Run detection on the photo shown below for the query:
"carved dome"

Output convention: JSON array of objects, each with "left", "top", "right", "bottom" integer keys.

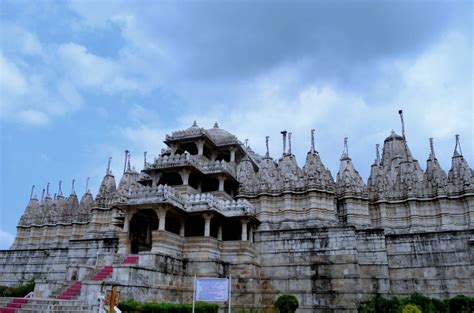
[{"left": 206, "top": 124, "right": 238, "bottom": 145}]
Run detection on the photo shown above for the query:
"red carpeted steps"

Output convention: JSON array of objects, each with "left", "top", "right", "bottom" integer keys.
[
  {"left": 0, "top": 298, "right": 29, "bottom": 312},
  {"left": 91, "top": 265, "right": 113, "bottom": 281},
  {"left": 56, "top": 281, "right": 82, "bottom": 300},
  {"left": 122, "top": 255, "right": 139, "bottom": 264}
]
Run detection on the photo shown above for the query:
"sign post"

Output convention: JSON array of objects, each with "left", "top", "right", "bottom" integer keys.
[{"left": 192, "top": 277, "right": 231, "bottom": 312}]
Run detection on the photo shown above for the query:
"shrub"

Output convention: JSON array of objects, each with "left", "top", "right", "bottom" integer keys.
[
  {"left": 402, "top": 304, "right": 422, "bottom": 313},
  {"left": 274, "top": 294, "right": 299, "bottom": 313},
  {"left": 118, "top": 299, "right": 142, "bottom": 312},
  {"left": 0, "top": 280, "right": 35, "bottom": 297},
  {"left": 448, "top": 295, "right": 474, "bottom": 313}
]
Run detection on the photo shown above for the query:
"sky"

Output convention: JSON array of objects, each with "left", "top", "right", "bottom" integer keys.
[{"left": 0, "top": 0, "right": 472, "bottom": 249}]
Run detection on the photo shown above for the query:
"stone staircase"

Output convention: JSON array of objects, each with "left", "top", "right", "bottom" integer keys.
[
  {"left": 0, "top": 255, "right": 139, "bottom": 312},
  {"left": 0, "top": 298, "right": 89, "bottom": 313}
]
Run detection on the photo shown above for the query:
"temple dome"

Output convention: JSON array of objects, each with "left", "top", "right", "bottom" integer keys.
[{"left": 205, "top": 125, "right": 237, "bottom": 145}]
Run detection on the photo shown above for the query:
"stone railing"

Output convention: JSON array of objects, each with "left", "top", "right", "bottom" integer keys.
[
  {"left": 126, "top": 184, "right": 186, "bottom": 208},
  {"left": 148, "top": 154, "right": 237, "bottom": 180},
  {"left": 166, "top": 128, "right": 206, "bottom": 140},
  {"left": 185, "top": 193, "right": 255, "bottom": 216}
]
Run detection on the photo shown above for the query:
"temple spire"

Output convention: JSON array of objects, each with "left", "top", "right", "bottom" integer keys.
[
  {"left": 30, "top": 185, "right": 35, "bottom": 200},
  {"left": 123, "top": 150, "right": 129, "bottom": 173},
  {"left": 265, "top": 136, "right": 270, "bottom": 157},
  {"left": 341, "top": 137, "right": 349, "bottom": 160},
  {"left": 41, "top": 188, "right": 45, "bottom": 202},
  {"left": 85, "top": 177, "right": 90, "bottom": 193},
  {"left": 375, "top": 144, "right": 380, "bottom": 165},
  {"left": 144, "top": 151, "right": 147, "bottom": 167},
  {"left": 127, "top": 152, "right": 132, "bottom": 171},
  {"left": 58, "top": 181, "right": 63, "bottom": 197},
  {"left": 453, "top": 134, "right": 462, "bottom": 156},
  {"left": 429, "top": 138, "right": 436, "bottom": 161},
  {"left": 245, "top": 139, "right": 249, "bottom": 149},
  {"left": 398, "top": 109, "right": 405, "bottom": 139},
  {"left": 46, "top": 182, "right": 50, "bottom": 197},
  {"left": 106, "top": 157, "right": 112, "bottom": 175},
  {"left": 288, "top": 132, "right": 292, "bottom": 155},
  {"left": 310, "top": 129, "right": 315, "bottom": 153},
  {"left": 281, "top": 130, "right": 287, "bottom": 155},
  {"left": 71, "top": 179, "right": 76, "bottom": 195}
]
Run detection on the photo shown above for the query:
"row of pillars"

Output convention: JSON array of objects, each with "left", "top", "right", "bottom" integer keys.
[
  {"left": 124, "top": 208, "right": 253, "bottom": 242},
  {"left": 169, "top": 140, "right": 237, "bottom": 162}
]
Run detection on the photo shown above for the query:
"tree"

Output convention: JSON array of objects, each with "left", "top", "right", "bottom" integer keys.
[{"left": 274, "top": 294, "right": 299, "bottom": 313}]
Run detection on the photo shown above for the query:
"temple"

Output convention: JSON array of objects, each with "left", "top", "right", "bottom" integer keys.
[{"left": 0, "top": 116, "right": 472, "bottom": 312}]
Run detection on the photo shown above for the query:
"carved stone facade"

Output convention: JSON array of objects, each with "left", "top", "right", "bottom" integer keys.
[{"left": 0, "top": 121, "right": 472, "bottom": 312}]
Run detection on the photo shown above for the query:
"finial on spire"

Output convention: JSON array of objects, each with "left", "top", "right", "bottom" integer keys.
[
  {"left": 46, "top": 182, "right": 50, "bottom": 197},
  {"left": 106, "top": 157, "right": 112, "bottom": 175},
  {"left": 288, "top": 132, "right": 292, "bottom": 155},
  {"left": 376, "top": 144, "right": 380, "bottom": 165},
  {"left": 123, "top": 150, "right": 129, "bottom": 173},
  {"left": 454, "top": 134, "right": 462, "bottom": 156},
  {"left": 71, "top": 179, "right": 76, "bottom": 195},
  {"left": 30, "top": 185, "right": 35, "bottom": 200},
  {"left": 341, "top": 137, "right": 349, "bottom": 159},
  {"left": 58, "top": 181, "right": 63, "bottom": 196},
  {"left": 245, "top": 139, "right": 249, "bottom": 148},
  {"left": 127, "top": 152, "right": 132, "bottom": 172},
  {"left": 213, "top": 122, "right": 219, "bottom": 128},
  {"left": 144, "top": 151, "right": 147, "bottom": 168},
  {"left": 86, "top": 177, "right": 90, "bottom": 193},
  {"left": 265, "top": 136, "right": 270, "bottom": 157},
  {"left": 398, "top": 109, "right": 405, "bottom": 139},
  {"left": 192, "top": 120, "right": 198, "bottom": 127},
  {"left": 281, "top": 130, "right": 287, "bottom": 155},
  {"left": 429, "top": 138, "right": 435, "bottom": 161},
  {"left": 41, "top": 188, "right": 45, "bottom": 202},
  {"left": 310, "top": 129, "right": 315, "bottom": 153}
]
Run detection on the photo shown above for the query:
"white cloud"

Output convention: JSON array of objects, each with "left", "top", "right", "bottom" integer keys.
[
  {"left": 17, "top": 109, "right": 50, "bottom": 126},
  {"left": 0, "top": 228, "right": 15, "bottom": 250},
  {"left": 0, "top": 53, "right": 28, "bottom": 96}
]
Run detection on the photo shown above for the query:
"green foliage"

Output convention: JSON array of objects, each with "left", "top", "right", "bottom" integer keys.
[
  {"left": 117, "top": 301, "right": 218, "bottom": 313},
  {"left": 118, "top": 299, "right": 142, "bottom": 311},
  {"left": 402, "top": 304, "right": 421, "bottom": 313},
  {"left": 0, "top": 279, "right": 35, "bottom": 297},
  {"left": 274, "top": 294, "right": 299, "bottom": 313},
  {"left": 358, "top": 293, "right": 474, "bottom": 313}
]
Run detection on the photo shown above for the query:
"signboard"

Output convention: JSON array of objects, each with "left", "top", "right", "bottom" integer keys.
[{"left": 195, "top": 278, "right": 229, "bottom": 302}]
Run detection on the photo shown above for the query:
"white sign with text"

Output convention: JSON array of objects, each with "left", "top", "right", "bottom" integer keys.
[{"left": 195, "top": 278, "right": 229, "bottom": 302}]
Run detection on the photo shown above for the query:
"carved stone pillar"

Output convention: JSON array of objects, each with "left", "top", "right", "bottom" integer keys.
[
  {"left": 218, "top": 176, "right": 225, "bottom": 192},
  {"left": 157, "top": 208, "right": 167, "bottom": 231},
  {"left": 170, "top": 144, "right": 178, "bottom": 156},
  {"left": 179, "top": 169, "right": 191, "bottom": 186},
  {"left": 197, "top": 140, "right": 204, "bottom": 156},
  {"left": 217, "top": 223, "right": 223, "bottom": 240},
  {"left": 248, "top": 225, "right": 253, "bottom": 243},
  {"left": 230, "top": 148, "right": 236, "bottom": 162},
  {"left": 153, "top": 173, "right": 162, "bottom": 187},
  {"left": 180, "top": 219, "right": 185, "bottom": 237},
  {"left": 241, "top": 218, "right": 249, "bottom": 241},
  {"left": 203, "top": 213, "right": 213, "bottom": 237}
]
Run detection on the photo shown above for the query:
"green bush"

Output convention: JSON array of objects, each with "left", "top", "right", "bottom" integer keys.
[
  {"left": 118, "top": 299, "right": 142, "bottom": 312},
  {"left": 274, "top": 294, "right": 299, "bottom": 313},
  {"left": 448, "top": 295, "right": 474, "bottom": 313},
  {"left": 118, "top": 301, "right": 218, "bottom": 313},
  {"left": 0, "top": 280, "right": 35, "bottom": 297},
  {"left": 402, "top": 304, "right": 421, "bottom": 313},
  {"left": 358, "top": 294, "right": 474, "bottom": 313}
]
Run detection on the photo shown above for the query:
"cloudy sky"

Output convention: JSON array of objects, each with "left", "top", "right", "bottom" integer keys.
[{"left": 0, "top": 0, "right": 472, "bottom": 249}]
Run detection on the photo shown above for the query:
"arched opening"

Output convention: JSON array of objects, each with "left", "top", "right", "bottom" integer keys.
[
  {"left": 201, "top": 177, "right": 219, "bottom": 193},
  {"left": 129, "top": 209, "right": 158, "bottom": 254},
  {"left": 222, "top": 220, "right": 242, "bottom": 241},
  {"left": 215, "top": 151, "right": 230, "bottom": 162},
  {"left": 210, "top": 218, "right": 219, "bottom": 238},
  {"left": 175, "top": 143, "right": 198, "bottom": 155},
  {"left": 158, "top": 172, "right": 183, "bottom": 186},
  {"left": 165, "top": 212, "right": 182, "bottom": 235},
  {"left": 188, "top": 173, "right": 201, "bottom": 190},
  {"left": 185, "top": 216, "right": 204, "bottom": 237}
]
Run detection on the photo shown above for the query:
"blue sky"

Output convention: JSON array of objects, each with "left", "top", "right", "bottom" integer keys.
[{"left": 0, "top": 0, "right": 472, "bottom": 249}]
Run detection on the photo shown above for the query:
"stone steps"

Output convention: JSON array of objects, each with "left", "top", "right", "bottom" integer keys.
[{"left": 0, "top": 298, "right": 90, "bottom": 313}]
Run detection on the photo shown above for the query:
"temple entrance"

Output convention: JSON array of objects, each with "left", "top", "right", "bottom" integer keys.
[{"left": 129, "top": 209, "right": 159, "bottom": 254}]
